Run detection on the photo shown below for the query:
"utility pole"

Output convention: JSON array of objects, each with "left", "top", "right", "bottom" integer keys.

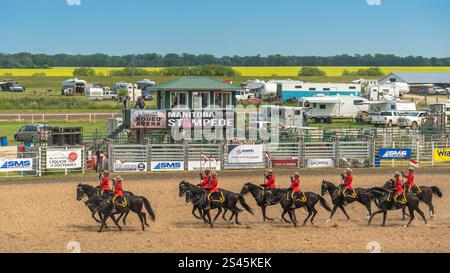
[{"left": 132, "top": 54, "right": 136, "bottom": 101}]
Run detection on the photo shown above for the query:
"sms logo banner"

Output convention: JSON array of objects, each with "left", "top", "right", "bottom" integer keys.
[
  {"left": 433, "top": 148, "right": 450, "bottom": 162},
  {"left": 0, "top": 158, "right": 33, "bottom": 172},
  {"left": 379, "top": 148, "right": 411, "bottom": 160}
]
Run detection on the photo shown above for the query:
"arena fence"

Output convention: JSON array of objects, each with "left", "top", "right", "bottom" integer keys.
[{"left": 0, "top": 146, "right": 86, "bottom": 178}]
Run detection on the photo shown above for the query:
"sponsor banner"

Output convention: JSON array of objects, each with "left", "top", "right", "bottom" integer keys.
[
  {"left": 46, "top": 148, "right": 82, "bottom": 169},
  {"left": 131, "top": 110, "right": 167, "bottom": 129},
  {"left": 433, "top": 148, "right": 450, "bottom": 162},
  {"left": 227, "top": 144, "right": 263, "bottom": 164},
  {"left": 113, "top": 162, "right": 147, "bottom": 172},
  {"left": 188, "top": 161, "right": 221, "bottom": 171},
  {"left": 271, "top": 159, "right": 298, "bottom": 168},
  {"left": 166, "top": 110, "right": 235, "bottom": 129},
  {"left": 307, "top": 159, "right": 334, "bottom": 168},
  {"left": 379, "top": 148, "right": 411, "bottom": 160},
  {"left": 0, "top": 158, "right": 33, "bottom": 172},
  {"left": 151, "top": 161, "right": 184, "bottom": 171}
]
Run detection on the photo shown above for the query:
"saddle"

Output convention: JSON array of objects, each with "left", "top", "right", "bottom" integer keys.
[
  {"left": 289, "top": 191, "right": 307, "bottom": 203},
  {"left": 111, "top": 195, "right": 128, "bottom": 207},
  {"left": 207, "top": 191, "right": 225, "bottom": 203},
  {"left": 338, "top": 187, "right": 357, "bottom": 199},
  {"left": 405, "top": 185, "right": 421, "bottom": 193},
  {"left": 387, "top": 191, "right": 407, "bottom": 204}
]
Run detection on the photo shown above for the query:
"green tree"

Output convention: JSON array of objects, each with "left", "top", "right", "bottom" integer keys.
[
  {"left": 298, "top": 67, "right": 327, "bottom": 76},
  {"left": 73, "top": 67, "right": 96, "bottom": 76},
  {"left": 118, "top": 88, "right": 129, "bottom": 99}
]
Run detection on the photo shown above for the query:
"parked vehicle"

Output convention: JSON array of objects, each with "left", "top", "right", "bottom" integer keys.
[
  {"left": 299, "top": 94, "right": 369, "bottom": 121},
  {"left": 432, "top": 86, "right": 448, "bottom": 95},
  {"left": 14, "top": 124, "right": 52, "bottom": 142},
  {"left": 61, "top": 78, "right": 86, "bottom": 96},
  {"left": 370, "top": 111, "right": 400, "bottom": 127},
  {"left": 397, "top": 111, "right": 428, "bottom": 129},
  {"left": 0, "top": 81, "right": 25, "bottom": 92},
  {"left": 111, "top": 82, "right": 142, "bottom": 101}
]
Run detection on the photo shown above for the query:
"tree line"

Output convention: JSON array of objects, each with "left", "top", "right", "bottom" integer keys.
[{"left": 2, "top": 52, "right": 450, "bottom": 68}]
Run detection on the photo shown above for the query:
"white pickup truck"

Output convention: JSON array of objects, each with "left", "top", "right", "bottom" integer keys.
[
  {"left": 397, "top": 111, "right": 428, "bottom": 129},
  {"left": 370, "top": 111, "right": 400, "bottom": 127}
]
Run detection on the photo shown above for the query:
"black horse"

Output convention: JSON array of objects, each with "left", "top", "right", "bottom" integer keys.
[
  {"left": 368, "top": 188, "right": 427, "bottom": 227},
  {"left": 382, "top": 179, "right": 442, "bottom": 218},
  {"left": 76, "top": 183, "right": 139, "bottom": 225},
  {"left": 96, "top": 194, "right": 156, "bottom": 232},
  {"left": 265, "top": 187, "right": 332, "bottom": 227},
  {"left": 76, "top": 184, "right": 111, "bottom": 224},
  {"left": 185, "top": 186, "right": 253, "bottom": 228},
  {"left": 321, "top": 180, "right": 375, "bottom": 222},
  {"left": 240, "top": 183, "right": 283, "bottom": 222},
  {"left": 179, "top": 181, "right": 233, "bottom": 222}
]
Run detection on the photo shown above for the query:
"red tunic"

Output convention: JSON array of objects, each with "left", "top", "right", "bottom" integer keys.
[
  {"left": 265, "top": 175, "right": 276, "bottom": 189},
  {"left": 204, "top": 177, "right": 219, "bottom": 193},
  {"left": 405, "top": 173, "right": 415, "bottom": 187},
  {"left": 290, "top": 178, "right": 301, "bottom": 192},
  {"left": 114, "top": 180, "right": 124, "bottom": 197},
  {"left": 100, "top": 177, "right": 111, "bottom": 191},
  {"left": 200, "top": 176, "right": 210, "bottom": 189},
  {"left": 344, "top": 175, "right": 353, "bottom": 189},
  {"left": 395, "top": 178, "right": 405, "bottom": 195}
]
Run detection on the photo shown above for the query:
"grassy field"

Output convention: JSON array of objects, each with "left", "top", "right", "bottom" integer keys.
[
  {"left": 2, "top": 66, "right": 450, "bottom": 77},
  {"left": 0, "top": 121, "right": 104, "bottom": 146}
]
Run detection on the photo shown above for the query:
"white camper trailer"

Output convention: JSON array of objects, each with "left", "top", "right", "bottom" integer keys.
[
  {"left": 299, "top": 95, "right": 369, "bottom": 122},
  {"left": 61, "top": 78, "right": 86, "bottom": 96},
  {"left": 365, "top": 83, "right": 409, "bottom": 101},
  {"left": 363, "top": 99, "right": 416, "bottom": 114},
  {"left": 258, "top": 105, "right": 307, "bottom": 128},
  {"left": 111, "top": 82, "right": 142, "bottom": 101}
]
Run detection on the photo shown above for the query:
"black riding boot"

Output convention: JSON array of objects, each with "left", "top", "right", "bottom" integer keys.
[{"left": 290, "top": 191, "right": 296, "bottom": 209}]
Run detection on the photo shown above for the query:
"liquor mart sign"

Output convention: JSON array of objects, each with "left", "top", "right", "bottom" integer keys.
[{"left": 46, "top": 148, "right": 82, "bottom": 169}]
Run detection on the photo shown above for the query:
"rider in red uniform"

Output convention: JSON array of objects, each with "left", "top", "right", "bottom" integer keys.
[
  {"left": 97, "top": 170, "right": 111, "bottom": 196},
  {"left": 402, "top": 167, "right": 419, "bottom": 193},
  {"left": 199, "top": 169, "right": 211, "bottom": 189},
  {"left": 341, "top": 168, "right": 354, "bottom": 204},
  {"left": 262, "top": 170, "right": 277, "bottom": 205},
  {"left": 203, "top": 172, "right": 219, "bottom": 209},
  {"left": 111, "top": 176, "right": 124, "bottom": 213},
  {"left": 289, "top": 172, "right": 301, "bottom": 209},
  {"left": 393, "top": 172, "right": 406, "bottom": 203}
]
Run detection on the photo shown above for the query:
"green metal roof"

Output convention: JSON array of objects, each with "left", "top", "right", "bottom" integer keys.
[{"left": 153, "top": 77, "right": 239, "bottom": 91}]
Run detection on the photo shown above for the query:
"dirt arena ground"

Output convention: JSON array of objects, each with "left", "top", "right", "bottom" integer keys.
[{"left": 0, "top": 168, "right": 449, "bottom": 253}]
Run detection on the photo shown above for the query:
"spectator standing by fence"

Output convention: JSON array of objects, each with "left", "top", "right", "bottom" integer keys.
[{"left": 135, "top": 96, "right": 145, "bottom": 109}]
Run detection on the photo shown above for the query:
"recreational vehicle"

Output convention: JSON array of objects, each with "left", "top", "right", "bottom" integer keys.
[
  {"left": 61, "top": 78, "right": 86, "bottom": 96},
  {"left": 240, "top": 80, "right": 278, "bottom": 100},
  {"left": 299, "top": 95, "right": 369, "bottom": 122},
  {"left": 364, "top": 83, "right": 409, "bottom": 101},
  {"left": 111, "top": 82, "right": 142, "bottom": 101},
  {"left": 363, "top": 99, "right": 416, "bottom": 114},
  {"left": 269, "top": 80, "right": 361, "bottom": 101},
  {"left": 257, "top": 105, "right": 307, "bottom": 128}
]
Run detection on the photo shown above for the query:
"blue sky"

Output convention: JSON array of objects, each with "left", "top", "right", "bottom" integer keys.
[{"left": 1, "top": 0, "right": 449, "bottom": 57}]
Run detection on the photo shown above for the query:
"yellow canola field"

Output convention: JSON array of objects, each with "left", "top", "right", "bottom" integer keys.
[{"left": 2, "top": 66, "right": 450, "bottom": 77}]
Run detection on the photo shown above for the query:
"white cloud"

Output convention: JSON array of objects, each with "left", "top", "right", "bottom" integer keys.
[
  {"left": 67, "top": 0, "right": 81, "bottom": 6},
  {"left": 367, "top": 0, "right": 382, "bottom": 6}
]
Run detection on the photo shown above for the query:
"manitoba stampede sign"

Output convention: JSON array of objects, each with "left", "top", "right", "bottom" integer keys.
[{"left": 166, "top": 110, "right": 235, "bottom": 129}]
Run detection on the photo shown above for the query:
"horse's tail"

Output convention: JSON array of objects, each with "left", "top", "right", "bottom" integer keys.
[
  {"left": 142, "top": 196, "right": 156, "bottom": 222},
  {"left": 238, "top": 194, "right": 254, "bottom": 215},
  {"left": 431, "top": 186, "right": 443, "bottom": 198},
  {"left": 318, "top": 195, "right": 332, "bottom": 212}
]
